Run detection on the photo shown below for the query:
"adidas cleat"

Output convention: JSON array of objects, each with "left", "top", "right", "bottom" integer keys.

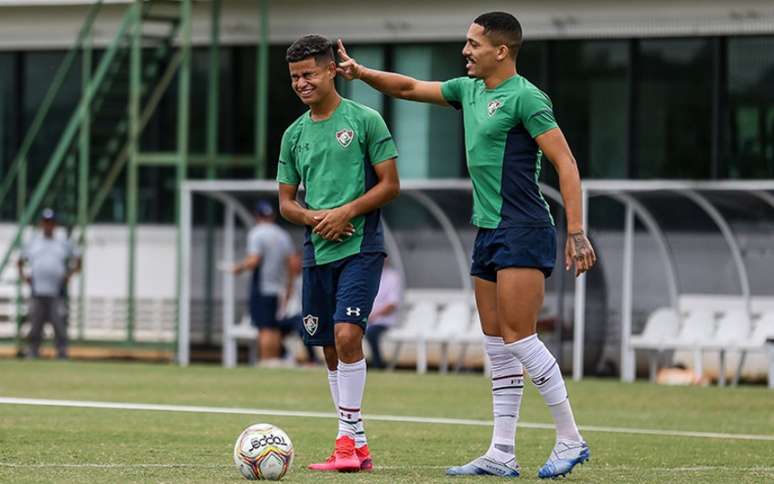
[
  {"left": 538, "top": 440, "right": 590, "bottom": 479},
  {"left": 447, "top": 455, "right": 520, "bottom": 478}
]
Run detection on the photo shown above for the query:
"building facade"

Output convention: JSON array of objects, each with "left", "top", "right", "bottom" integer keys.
[{"left": 0, "top": 0, "right": 773, "bottom": 222}]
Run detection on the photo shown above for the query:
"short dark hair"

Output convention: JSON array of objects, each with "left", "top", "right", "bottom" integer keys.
[
  {"left": 286, "top": 34, "right": 335, "bottom": 64},
  {"left": 473, "top": 12, "right": 523, "bottom": 60}
]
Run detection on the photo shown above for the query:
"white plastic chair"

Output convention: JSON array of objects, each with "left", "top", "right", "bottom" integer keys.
[
  {"left": 384, "top": 301, "right": 438, "bottom": 373},
  {"left": 737, "top": 312, "right": 774, "bottom": 387},
  {"left": 425, "top": 301, "right": 471, "bottom": 373},
  {"left": 223, "top": 315, "right": 259, "bottom": 367},
  {"left": 702, "top": 309, "right": 752, "bottom": 385},
  {"left": 669, "top": 309, "right": 717, "bottom": 348},
  {"left": 662, "top": 309, "right": 716, "bottom": 380},
  {"left": 629, "top": 307, "right": 680, "bottom": 381},
  {"left": 631, "top": 307, "right": 680, "bottom": 348},
  {"left": 454, "top": 311, "right": 486, "bottom": 373}
]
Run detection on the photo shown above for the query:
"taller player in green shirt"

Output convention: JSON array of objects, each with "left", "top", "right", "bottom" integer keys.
[
  {"left": 277, "top": 35, "right": 400, "bottom": 473},
  {"left": 337, "top": 12, "right": 596, "bottom": 480}
]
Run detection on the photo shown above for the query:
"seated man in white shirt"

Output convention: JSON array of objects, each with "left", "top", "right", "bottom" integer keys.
[{"left": 365, "top": 260, "right": 402, "bottom": 369}]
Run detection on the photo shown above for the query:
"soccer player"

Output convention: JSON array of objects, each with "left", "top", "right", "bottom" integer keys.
[
  {"left": 276, "top": 34, "right": 400, "bottom": 472},
  {"left": 337, "top": 12, "right": 596, "bottom": 479}
]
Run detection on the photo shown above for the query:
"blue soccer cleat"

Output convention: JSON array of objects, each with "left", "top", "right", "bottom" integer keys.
[
  {"left": 447, "top": 455, "right": 520, "bottom": 478},
  {"left": 538, "top": 440, "right": 590, "bottom": 479}
]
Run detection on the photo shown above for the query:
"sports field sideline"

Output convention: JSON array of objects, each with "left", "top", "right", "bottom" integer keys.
[{"left": 1, "top": 360, "right": 772, "bottom": 483}]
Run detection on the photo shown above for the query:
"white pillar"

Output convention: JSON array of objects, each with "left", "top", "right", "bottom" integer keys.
[
  {"left": 572, "top": 188, "right": 589, "bottom": 380},
  {"left": 222, "top": 202, "right": 236, "bottom": 368},
  {"left": 621, "top": 203, "right": 635, "bottom": 382},
  {"left": 177, "top": 187, "right": 192, "bottom": 366}
]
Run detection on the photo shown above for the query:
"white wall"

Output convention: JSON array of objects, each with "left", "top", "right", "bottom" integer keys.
[{"left": 0, "top": 223, "right": 178, "bottom": 299}]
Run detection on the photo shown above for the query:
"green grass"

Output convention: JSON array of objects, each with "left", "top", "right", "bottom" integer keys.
[{"left": 0, "top": 360, "right": 773, "bottom": 483}]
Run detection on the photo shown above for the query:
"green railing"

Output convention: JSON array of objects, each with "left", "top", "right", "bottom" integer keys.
[
  {"left": 1, "top": 0, "right": 271, "bottom": 358},
  {"left": 0, "top": 3, "right": 137, "bottom": 276},
  {"left": 0, "top": 1, "right": 103, "bottom": 214},
  {"left": 0, "top": 0, "right": 189, "bottom": 353}
]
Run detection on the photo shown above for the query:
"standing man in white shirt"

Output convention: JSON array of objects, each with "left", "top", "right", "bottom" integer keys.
[
  {"left": 18, "top": 208, "right": 81, "bottom": 359},
  {"left": 232, "top": 201, "right": 294, "bottom": 365}
]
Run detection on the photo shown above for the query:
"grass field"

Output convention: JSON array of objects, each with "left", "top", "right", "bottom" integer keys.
[{"left": 1, "top": 359, "right": 773, "bottom": 483}]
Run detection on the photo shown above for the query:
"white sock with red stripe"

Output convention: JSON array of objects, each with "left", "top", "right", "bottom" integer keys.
[{"left": 336, "top": 359, "right": 367, "bottom": 445}]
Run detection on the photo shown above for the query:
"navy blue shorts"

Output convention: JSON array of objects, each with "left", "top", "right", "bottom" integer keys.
[
  {"left": 250, "top": 293, "right": 279, "bottom": 329},
  {"left": 470, "top": 226, "right": 556, "bottom": 281},
  {"left": 301, "top": 252, "right": 385, "bottom": 346}
]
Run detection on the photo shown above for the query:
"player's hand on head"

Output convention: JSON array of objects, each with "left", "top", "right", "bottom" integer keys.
[
  {"left": 565, "top": 229, "right": 596, "bottom": 277},
  {"left": 336, "top": 39, "right": 361, "bottom": 80}
]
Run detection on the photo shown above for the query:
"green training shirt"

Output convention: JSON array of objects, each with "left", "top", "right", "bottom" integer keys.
[
  {"left": 441, "top": 75, "right": 557, "bottom": 229},
  {"left": 277, "top": 97, "right": 398, "bottom": 267}
]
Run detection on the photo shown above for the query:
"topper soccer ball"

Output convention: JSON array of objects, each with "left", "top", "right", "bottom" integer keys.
[{"left": 233, "top": 423, "right": 294, "bottom": 481}]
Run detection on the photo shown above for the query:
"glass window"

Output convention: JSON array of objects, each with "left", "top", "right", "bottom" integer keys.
[
  {"left": 23, "top": 51, "right": 82, "bottom": 177},
  {"left": 0, "top": 53, "right": 14, "bottom": 182},
  {"left": 518, "top": 40, "right": 547, "bottom": 89},
  {"left": 727, "top": 36, "right": 774, "bottom": 178},
  {"left": 552, "top": 40, "right": 629, "bottom": 178},
  {"left": 391, "top": 43, "right": 465, "bottom": 179},
  {"left": 224, "top": 45, "right": 303, "bottom": 181},
  {"left": 636, "top": 39, "right": 713, "bottom": 178}
]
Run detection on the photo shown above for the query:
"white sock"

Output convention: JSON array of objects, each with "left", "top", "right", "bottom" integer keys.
[
  {"left": 505, "top": 334, "right": 582, "bottom": 443},
  {"left": 550, "top": 399, "right": 583, "bottom": 442},
  {"left": 336, "top": 359, "right": 367, "bottom": 444},
  {"left": 484, "top": 336, "right": 523, "bottom": 462},
  {"left": 327, "top": 369, "right": 339, "bottom": 408}
]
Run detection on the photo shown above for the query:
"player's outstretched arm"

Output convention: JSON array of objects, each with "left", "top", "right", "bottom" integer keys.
[
  {"left": 536, "top": 128, "right": 597, "bottom": 277},
  {"left": 313, "top": 159, "right": 400, "bottom": 241},
  {"left": 337, "top": 40, "right": 448, "bottom": 106}
]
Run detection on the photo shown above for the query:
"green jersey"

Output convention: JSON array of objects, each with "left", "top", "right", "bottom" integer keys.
[
  {"left": 441, "top": 75, "right": 557, "bottom": 228},
  {"left": 277, "top": 98, "right": 398, "bottom": 267}
]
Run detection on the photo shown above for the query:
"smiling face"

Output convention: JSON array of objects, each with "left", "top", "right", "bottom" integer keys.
[
  {"left": 462, "top": 22, "right": 515, "bottom": 78},
  {"left": 288, "top": 57, "right": 336, "bottom": 106}
]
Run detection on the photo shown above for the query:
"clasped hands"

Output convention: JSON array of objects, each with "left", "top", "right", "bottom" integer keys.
[{"left": 307, "top": 205, "right": 356, "bottom": 242}]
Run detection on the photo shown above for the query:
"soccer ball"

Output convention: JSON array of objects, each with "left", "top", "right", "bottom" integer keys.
[{"left": 233, "top": 423, "right": 294, "bottom": 480}]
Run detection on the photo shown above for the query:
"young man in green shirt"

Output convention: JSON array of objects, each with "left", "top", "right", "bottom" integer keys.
[
  {"left": 337, "top": 12, "right": 596, "bottom": 480},
  {"left": 277, "top": 34, "right": 400, "bottom": 473}
]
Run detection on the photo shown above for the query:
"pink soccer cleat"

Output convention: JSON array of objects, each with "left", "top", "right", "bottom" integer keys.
[
  {"left": 333, "top": 436, "right": 360, "bottom": 472},
  {"left": 356, "top": 444, "right": 373, "bottom": 471},
  {"left": 307, "top": 450, "right": 337, "bottom": 472}
]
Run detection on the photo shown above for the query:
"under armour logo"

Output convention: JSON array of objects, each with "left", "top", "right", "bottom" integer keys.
[{"left": 346, "top": 307, "right": 361, "bottom": 317}]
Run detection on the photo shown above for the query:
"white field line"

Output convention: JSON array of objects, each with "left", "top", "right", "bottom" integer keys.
[
  {"left": 1, "top": 463, "right": 773, "bottom": 473},
  {"left": 2, "top": 396, "right": 774, "bottom": 442}
]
